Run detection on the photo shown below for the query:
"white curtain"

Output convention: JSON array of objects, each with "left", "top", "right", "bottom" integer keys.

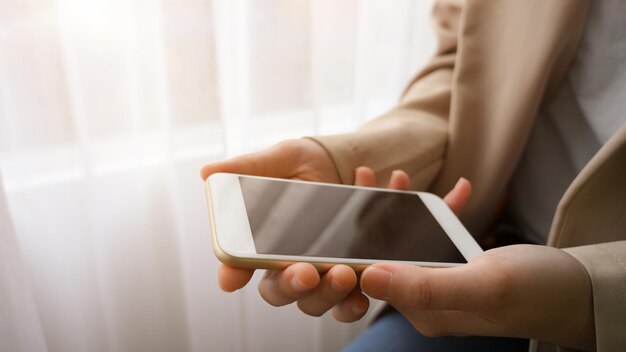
[{"left": 0, "top": 0, "right": 436, "bottom": 351}]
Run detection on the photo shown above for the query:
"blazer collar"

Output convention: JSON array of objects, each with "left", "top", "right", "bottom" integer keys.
[{"left": 549, "top": 123, "right": 626, "bottom": 247}]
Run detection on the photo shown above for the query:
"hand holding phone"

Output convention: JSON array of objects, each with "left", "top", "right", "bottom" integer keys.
[
  {"left": 202, "top": 140, "right": 374, "bottom": 320},
  {"left": 201, "top": 141, "right": 474, "bottom": 322},
  {"left": 202, "top": 146, "right": 471, "bottom": 322}
]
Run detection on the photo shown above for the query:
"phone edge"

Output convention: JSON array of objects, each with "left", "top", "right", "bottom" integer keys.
[{"left": 205, "top": 174, "right": 469, "bottom": 272}]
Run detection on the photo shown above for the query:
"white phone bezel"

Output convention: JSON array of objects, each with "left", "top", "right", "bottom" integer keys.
[{"left": 207, "top": 173, "right": 483, "bottom": 269}]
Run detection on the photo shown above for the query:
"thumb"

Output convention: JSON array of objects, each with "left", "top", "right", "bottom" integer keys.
[
  {"left": 200, "top": 143, "right": 296, "bottom": 180},
  {"left": 360, "top": 264, "right": 486, "bottom": 312}
]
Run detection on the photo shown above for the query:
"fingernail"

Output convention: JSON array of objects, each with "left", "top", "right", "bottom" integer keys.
[
  {"left": 454, "top": 177, "right": 467, "bottom": 189},
  {"left": 361, "top": 267, "right": 392, "bottom": 299},
  {"left": 290, "top": 275, "right": 311, "bottom": 292}
]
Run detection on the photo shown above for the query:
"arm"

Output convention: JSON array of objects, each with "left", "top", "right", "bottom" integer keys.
[{"left": 310, "top": 0, "right": 463, "bottom": 188}]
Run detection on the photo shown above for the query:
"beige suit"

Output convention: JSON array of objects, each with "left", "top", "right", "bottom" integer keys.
[{"left": 311, "top": 0, "right": 625, "bottom": 351}]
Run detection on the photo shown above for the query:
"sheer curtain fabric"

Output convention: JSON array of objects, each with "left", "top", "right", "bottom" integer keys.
[{"left": 0, "top": 0, "right": 436, "bottom": 351}]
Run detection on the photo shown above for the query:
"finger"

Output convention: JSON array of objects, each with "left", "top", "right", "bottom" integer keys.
[
  {"left": 218, "top": 264, "right": 255, "bottom": 292},
  {"left": 387, "top": 170, "right": 410, "bottom": 190},
  {"left": 297, "top": 265, "right": 357, "bottom": 317},
  {"left": 360, "top": 263, "right": 489, "bottom": 312},
  {"left": 443, "top": 177, "right": 472, "bottom": 214},
  {"left": 200, "top": 143, "right": 297, "bottom": 180},
  {"left": 258, "top": 263, "right": 320, "bottom": 307},
  {"left": 354, "top": 166, "right": 376, "bottom": 187},
  {"left": 331, "top": 290, "right": 370, "bottom": 323}
]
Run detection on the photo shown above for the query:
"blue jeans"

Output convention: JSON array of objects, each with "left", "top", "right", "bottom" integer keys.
[{"left": 343, "top": 311, "right": 529, "bottom": 352}]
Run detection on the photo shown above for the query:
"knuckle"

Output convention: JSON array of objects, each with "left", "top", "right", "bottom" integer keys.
[{"left": 408, "top": 275, "right": 432, "bottom": 309}]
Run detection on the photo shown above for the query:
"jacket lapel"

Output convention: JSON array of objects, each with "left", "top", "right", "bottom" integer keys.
[
  {"left": 431, "top": 0, "right": 590, "bottom": 235},
  {"left": 549, "top": 123, "right": 626, "bottom": 248}
]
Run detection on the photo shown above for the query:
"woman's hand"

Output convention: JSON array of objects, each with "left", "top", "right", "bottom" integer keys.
[
  {"left": 360, "top": 231, "right": 596, "bottom": 350},
  {"left": 201, "top": 141, "right": 471, "bottom": 322},
  {"left": 201, "top": 138, "right": 344, "bottom": 306},
  {"left": 202, "top": 138, "right": 356, "bottom": 319}
]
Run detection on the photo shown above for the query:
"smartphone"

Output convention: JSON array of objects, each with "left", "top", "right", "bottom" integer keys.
[{"left": 205, "top": 173, "right": 483, "bottom": 272}]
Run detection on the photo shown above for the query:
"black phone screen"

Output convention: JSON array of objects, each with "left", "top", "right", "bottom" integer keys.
[{"left": 239, "top": 177, "right": 467, "bottom": 263}]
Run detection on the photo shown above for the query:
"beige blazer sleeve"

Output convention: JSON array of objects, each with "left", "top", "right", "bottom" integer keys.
[
  {"left": 564, "top": 242, "right": 626, "bottom": 352},
  {"left": 309, "top": 0, "right": 462, "bottom": 190}
]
